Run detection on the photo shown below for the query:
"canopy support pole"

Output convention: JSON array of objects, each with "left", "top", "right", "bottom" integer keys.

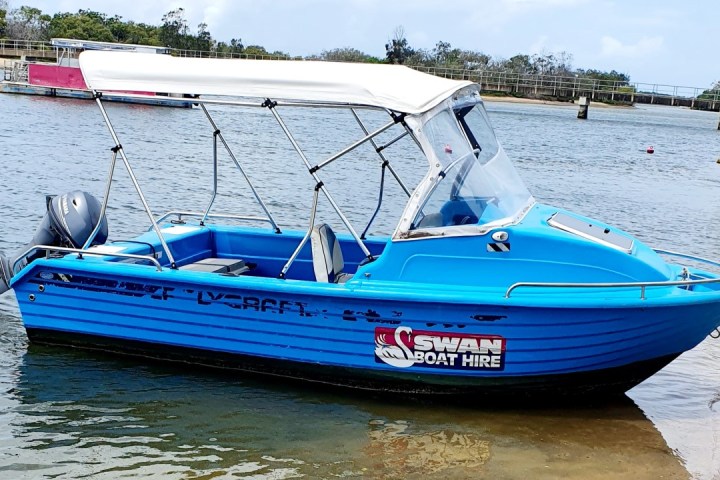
[
  {"left": 81, "top": 147, "right": 117, "bottom": 250},
  {"left": 279, "top": 185, "right": 320, "bottom": 279},
  {"left": 200, "top": 124, "right": 219, "bottom": 226},
  {"left": 311, "top": 118, "right": 397, "bottom": 172},
  {"left": 200, "top": 104, "right": 281, "bottom": 233},
  {"left": 93, "top": 93, "right": 177, "bottom": 268},
  {"left": 264, "top": 99, "right": 372, "bottom": 260},
  {"left": 350, "top": 109, "right": 412, "bottom": 197},
  {"left": 361, "top": 160, "right": 386, "bottom": 240}
]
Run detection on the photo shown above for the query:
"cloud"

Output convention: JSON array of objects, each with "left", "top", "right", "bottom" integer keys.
[{"left": 600, "top": 35, "right": 663, "bottom": 57}]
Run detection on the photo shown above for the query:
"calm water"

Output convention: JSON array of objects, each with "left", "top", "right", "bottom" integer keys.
[{"left": 0, "top": 93, "right": 719, "bottom": 479}]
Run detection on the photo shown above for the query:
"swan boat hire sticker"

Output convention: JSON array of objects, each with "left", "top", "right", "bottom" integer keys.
[{"left": 374, "top": 326, "right": 506, "bottom": 370}]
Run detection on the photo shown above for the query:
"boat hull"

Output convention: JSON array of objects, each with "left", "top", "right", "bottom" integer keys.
[
  {"left": 25, "top": 327, "right": 679, "bottom": 399},
  {"left": 12, "top": 258, "right": 720, "bottom": 399}
]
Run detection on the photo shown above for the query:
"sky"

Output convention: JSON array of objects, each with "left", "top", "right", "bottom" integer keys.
[{"left": 10, "top": 0, "right": 719, "bottom": 88}]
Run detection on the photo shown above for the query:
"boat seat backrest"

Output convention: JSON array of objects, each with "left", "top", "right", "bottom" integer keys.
[{"left": 311, "top": 223, "right": 351, "bottom": 283}]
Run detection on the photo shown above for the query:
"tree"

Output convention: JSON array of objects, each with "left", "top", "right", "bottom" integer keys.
[
  {"left": 432, "top": 40, "right": 461, "bottom": 66},
  {"left": 316, "top": 47, "right": 375, "bottom": 63},
  {"left": 458, "top": 50, "right": 490, "bottom": 70},
  {"left": 698, "top": 80, "right": 720, "bottom": 101},
  {"left": 159, "top": 8, "right": 190, "bottom": 49},
  {"left": 122, "top": 22, "right": 161, "bottom": 45},
  {"left": 531, "top": 52, "right": 556, "bottom": 75},
  {"left": 48, "top": 11, "right": 114, "bottom": 42},
  {"left": 385, "top": 26, "right": 414, "bottom": 64},
  {"left": 243, "top": 44, "right": 269, "bottom": 57},
  {"left": 555, "top": 50, "right": 574, "bottom": 76},
  {"left": 502, "top": 54, "right": 534, "bottom": 74},
  {"left": 6, "top": 5, "right": 50, "bottom": 41},
  {"left": 216, "top": 37, "right": 244, "bottom": 55},
  {"left": 0, "top": 0, "right": 8, "bottom": 38},
  {"left": 577, "top": 68, "right": 630, "bottom": 85},
  {"left": 194, "top": 22, "right": 212, "bottom": 51}
]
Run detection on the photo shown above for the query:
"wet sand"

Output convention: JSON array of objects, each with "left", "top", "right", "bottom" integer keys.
[{"left": 355, "top": 401, "right": 689, "bottom": 479}]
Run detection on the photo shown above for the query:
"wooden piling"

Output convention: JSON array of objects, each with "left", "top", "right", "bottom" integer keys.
[{"left": 577, "top": 96, "right": 590, "bottom": 119}]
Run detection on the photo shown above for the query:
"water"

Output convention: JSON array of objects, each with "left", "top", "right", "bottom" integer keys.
[{"left": 0, "top": 93, "right": 719, "bottom": 479}]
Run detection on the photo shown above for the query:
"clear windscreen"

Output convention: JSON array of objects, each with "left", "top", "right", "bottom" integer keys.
[{"left": 410, "top": 100, "right": 533, "bottom": 231}]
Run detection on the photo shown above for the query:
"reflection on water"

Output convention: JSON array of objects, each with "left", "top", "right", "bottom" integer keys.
[
  {"left": 0, "top": 347, "right": 689, "bottom": 479},
  {"left": 1, "top": 94, "right": 720, "bottom": 478}
]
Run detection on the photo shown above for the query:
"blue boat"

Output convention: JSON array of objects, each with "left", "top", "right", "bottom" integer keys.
[{"left": 2, "top": 51, "right": 720, "bottom": 399}]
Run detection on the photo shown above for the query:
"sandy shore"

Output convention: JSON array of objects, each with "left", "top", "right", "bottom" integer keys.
[{"left": 482, "top": 95, "right": 631, "bottom": 109}]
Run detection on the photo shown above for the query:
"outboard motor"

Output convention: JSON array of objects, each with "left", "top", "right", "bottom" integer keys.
[{"left": 0, "top": 191, "right": 108, "bottom": 295}]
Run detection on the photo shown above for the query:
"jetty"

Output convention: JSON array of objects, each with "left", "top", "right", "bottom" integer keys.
[{"left": 410, "top": 66, "right": 720, "bottom": 111}]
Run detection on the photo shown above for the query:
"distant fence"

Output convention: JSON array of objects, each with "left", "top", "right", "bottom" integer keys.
[
  {"left": 0, "top": 39, "right": 55, "bottom": 59},
  {"left": 2, "top": 38, "right": 718, "bottom": 109},
  {"left": 408, "top": 66, "right": 720, "bottom": 110}
]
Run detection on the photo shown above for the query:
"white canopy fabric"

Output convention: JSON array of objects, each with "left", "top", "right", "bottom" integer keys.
[{"left": 79, "top": 51, "right": 475, "bottom": 114}]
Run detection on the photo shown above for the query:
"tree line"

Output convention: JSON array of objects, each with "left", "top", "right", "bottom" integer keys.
[
  {"left": 0, "top": 4, "right": 285, "bottom": 57},
  {"left": 2, "top": 2, "right": 715, "bottom": 92}
]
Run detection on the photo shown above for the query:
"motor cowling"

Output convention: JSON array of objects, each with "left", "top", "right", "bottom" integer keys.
[{"left": 0, "top": 191, "right": 108, "bottom": 295}]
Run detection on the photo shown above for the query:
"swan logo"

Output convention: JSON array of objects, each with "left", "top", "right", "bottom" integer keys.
[{"left": 374, "top": 326, "right": 506, "bottom": 370}]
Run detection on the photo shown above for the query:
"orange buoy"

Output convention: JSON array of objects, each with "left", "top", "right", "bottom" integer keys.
[{"left": 647, "top": 146, "right": 654, "bottom": 154}]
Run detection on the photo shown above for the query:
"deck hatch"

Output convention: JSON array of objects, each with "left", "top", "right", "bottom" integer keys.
[{"left": 548, "top": 212, "right": 633, "bottom": 253}]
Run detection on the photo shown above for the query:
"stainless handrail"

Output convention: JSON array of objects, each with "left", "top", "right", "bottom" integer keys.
[
  {"left": 156, "top": 211, "right": 273, "bottom": 225},
  {"left": 12, "top": 245, "right": 163, "bottom": 273},
  {"left": 505, "top": 277, "right": 720, "bottom": 299},
  {"left": 505, "top": 250, "right": 720, "bottom": 298}
]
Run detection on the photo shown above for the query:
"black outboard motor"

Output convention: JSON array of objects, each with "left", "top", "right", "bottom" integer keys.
[{"left": 0, "top": 191, "right": 108, "bottom": 295}]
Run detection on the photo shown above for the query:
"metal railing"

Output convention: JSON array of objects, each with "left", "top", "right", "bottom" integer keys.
[
  {"left": 409, "top": 66, "right": 720, "bottom": 102},
  {"left": 0, "top": 39, "right": 54, "bottom": 54},
  {"left": 172, "top": 48, "right": 303, "bottom": 61},
  {"left": 504, "top": 250, "right": 720, "bottom": 299},
  {"left": 11, "top": 245, "right": 163, "bottom": 274},
  {"left": 505, "top": 277, "right": 720, "bottom": 300},
  {"left": 2, "top": 38, "right": 718, "bottom": 103},
  {"left": 155, "top": 210, "right": 275, "bottom": 225}
]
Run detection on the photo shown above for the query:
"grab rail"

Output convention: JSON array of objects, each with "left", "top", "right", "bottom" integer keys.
[
  {"left": 505, "top": 249, "right": 720, "bottom": 299},
  {"left": 504, "top": 277, "right": 720, "bottom": 299},
  {"left": 156, "top": 211, "right": 274, "bottom": 225},
  {"left": 11, "top": 245, "right": 163, "bottom": 274}
]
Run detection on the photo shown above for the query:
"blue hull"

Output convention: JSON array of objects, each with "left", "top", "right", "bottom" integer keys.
[
  {"left": 24, "top": 329, "right": 679, "bottom": 398},
  {"left": 11, "top": 220, "right": 720, "bottom": 398}
]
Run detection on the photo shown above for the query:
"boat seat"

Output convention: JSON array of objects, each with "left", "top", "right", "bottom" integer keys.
[
  {"left": 180, "top": 258, "right": 250, "bottom": 275},
  {"left": 311, "top": 224, "right": 352, "bottom": 283}
]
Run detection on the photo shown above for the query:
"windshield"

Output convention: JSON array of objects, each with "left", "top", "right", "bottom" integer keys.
[{"left": 407, "top": 98, "right": 533, "bottom": 233}]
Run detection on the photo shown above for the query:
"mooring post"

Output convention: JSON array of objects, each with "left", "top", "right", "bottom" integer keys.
[{"left": 577, "top": 96, "right": 590, "bottom": 120}]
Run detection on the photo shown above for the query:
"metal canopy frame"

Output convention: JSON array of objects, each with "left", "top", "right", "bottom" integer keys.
[
  {"left": 198, "top": 104, "right": 281, "bottom": 233},
  {"left": 87, "top": 93, "right": 283, "bottom": 269},
  {"left": 261, "top": 99, "right": 418, "bottom": 278},
  {"left": 87, "top": 91, "right": 421, "bottom": 276}
]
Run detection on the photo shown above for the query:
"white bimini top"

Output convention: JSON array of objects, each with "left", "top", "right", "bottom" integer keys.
[{"left": 79, "top": 51, "right": 474, "bottom": 115}]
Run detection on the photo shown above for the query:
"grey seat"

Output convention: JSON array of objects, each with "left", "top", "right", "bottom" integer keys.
[{"left": 310, "top": 223, "right": 352, "bottom": 283}]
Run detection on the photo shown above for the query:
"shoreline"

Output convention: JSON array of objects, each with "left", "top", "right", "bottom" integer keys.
[{"left": 481, "top": 95, "right": 632, "bottom": 109}]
